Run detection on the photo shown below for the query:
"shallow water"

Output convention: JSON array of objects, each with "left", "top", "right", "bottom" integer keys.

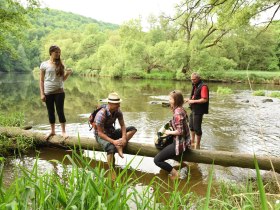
[{"left": 1, "top": 73, "right": 280, "bottom": 195}]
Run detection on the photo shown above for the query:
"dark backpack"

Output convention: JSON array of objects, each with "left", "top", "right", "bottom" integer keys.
[
  {"left": 88, "top": 104, "right": 107, "bottom": 131},
  {"left": 154, "top": 121, "right": 174, "bottom": 149}
]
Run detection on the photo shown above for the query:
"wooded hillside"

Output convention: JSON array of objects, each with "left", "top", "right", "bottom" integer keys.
[{"left": 1, "top": 0, "right": 279, "bottom": 80}]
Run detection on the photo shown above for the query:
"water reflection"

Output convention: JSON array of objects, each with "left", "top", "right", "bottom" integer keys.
[{"left": 1, "top": 72, "right": 280, "bottom": 192}]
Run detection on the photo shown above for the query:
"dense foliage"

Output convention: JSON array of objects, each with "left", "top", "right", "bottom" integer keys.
[{"left": 0, "top": 0, "right": 279, "bottom": 79}]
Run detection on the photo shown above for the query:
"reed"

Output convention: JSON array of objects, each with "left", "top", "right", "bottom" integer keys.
[{"left": 0, "top": 142, "right": 279, "bottom": 209}]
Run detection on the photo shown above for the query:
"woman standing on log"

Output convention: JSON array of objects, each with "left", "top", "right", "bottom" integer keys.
[
  {"left": 39, "top": 45, "right": 72, "bottom": 139},
  {"left": 154, "top": 90, "right": 191, "bottom": 179}
]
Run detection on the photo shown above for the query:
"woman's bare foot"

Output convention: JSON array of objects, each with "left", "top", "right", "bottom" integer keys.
[
  {"left": 170, "top": 168, "right": 179, "bottom": 180},
  {"left": 110, "top": 170, "right": 116, "bottom": 181},
  {"left": 62, "top": 132, "right": 69, "bottom": 139},
  {"left": 116, "top": 146, "right": 124, "bottom": 158},
  {"left": 45, "top": 133, "right": 55, "bottom": 141}
]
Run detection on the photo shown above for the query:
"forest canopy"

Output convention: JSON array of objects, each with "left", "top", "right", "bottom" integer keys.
[{"left": 0, "top": 0, "right": 279, "bottom": 79}]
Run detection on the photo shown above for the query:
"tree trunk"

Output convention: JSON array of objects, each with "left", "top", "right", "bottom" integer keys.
[{"left": 1, "top": 126, "right": 279, "bottom": 173}]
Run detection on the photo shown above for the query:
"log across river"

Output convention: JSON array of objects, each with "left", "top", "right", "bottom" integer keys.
[{"left": 1, "top": 126, "right": 279, "bottom": 173}]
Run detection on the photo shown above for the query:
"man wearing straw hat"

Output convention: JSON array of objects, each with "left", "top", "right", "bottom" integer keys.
[{"left": 94, "top": 92, "right": 137, "bottom": 175}]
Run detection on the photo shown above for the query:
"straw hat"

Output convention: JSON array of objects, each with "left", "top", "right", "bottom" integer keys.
[{"left": 105, "top": 92, "right": 122, "bottom": 103}]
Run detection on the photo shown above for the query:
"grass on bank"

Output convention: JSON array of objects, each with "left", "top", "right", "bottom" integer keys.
[
  {"left": 34, "top": 66, "right": 280, "bottom": 84},
  {"left": 253, "top": 90, "right": 280, "bottom": 98},
  {"left": 0, "top": 146, "right": 280, "bottom": 209},
  {"left": 269, "top": 92, "right": 280, "bottom": 98},
  {"left": 253, "top": 90, "right": 266, "bottom": 96},
  {"left": 0, "top": 112, "right": 35, "bottom": 156},
  {"left": 216, "top": 86, "right": 233, "bottom": 95},
  {"left": 199, "top": 70, "right": 280, "bottom": 84}
]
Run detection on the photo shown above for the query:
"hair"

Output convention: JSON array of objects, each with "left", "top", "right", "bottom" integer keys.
[
  {"left": 49, "top": 45, "right": 65, "bottom": 77},
  {"left": 170, "top": 90, "right": 184, "bottom": 108},
  {"left": 191, "top": 72, "right": 200, "bottom": 79}
]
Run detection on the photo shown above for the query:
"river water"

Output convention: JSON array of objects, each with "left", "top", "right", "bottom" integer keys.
[{"left": 0, "top": 72, "right": 280, "bottom": 195}]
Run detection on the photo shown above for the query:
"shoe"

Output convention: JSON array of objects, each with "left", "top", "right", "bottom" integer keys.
[{"left": 179, "top": 167, "right": 188, "bottom": 179}]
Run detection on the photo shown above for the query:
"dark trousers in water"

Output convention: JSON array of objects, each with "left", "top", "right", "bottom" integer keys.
[
  {"left": 189, "top": 112, "right": 203, "bottom": 136},
  {"left": 154, "top": 141, "right": 176, "bottom": 173},
  {"left": 45, "top": 92, "right": 66, "bottom": 124}
]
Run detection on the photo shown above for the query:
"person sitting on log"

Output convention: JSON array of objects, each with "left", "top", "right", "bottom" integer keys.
[
  {"left": 93, "top": 92, "right": 137, "bottom": 179},
  {"left": 154, "top": 90, "right": 191, "bottom": 180}
]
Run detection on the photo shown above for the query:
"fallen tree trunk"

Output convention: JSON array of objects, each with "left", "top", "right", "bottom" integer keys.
[{"left": 1, "top": 126, "right": 279, "bottom": 173}]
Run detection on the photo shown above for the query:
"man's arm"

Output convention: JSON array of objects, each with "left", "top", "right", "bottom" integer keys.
[
  {"left": 188, "top": 86, "right": 208, "bottom": 104},
  {"left": 188, "top": 98, "right": 208, "bottom": 104},
  {"left": 96, "top": 125, "right": 122, "bottom": 147}
]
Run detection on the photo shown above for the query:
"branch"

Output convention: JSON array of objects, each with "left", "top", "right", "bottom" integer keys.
[
  {"left": 200, "top": 16, "right": 217, "bottom": 45},
  {"left": 203, "top": 29, "right": 229, "bottom": 48},
  {"left": 257, "top": 4, "right": 280, "bottom": 37}
]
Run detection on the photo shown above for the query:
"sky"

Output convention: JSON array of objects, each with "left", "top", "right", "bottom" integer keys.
[
  {"left": 41, "top": 0, "right": 179, "bottom": 26},
  {"left": 41, "top": 0, "right": 279, "bottom": 27}
]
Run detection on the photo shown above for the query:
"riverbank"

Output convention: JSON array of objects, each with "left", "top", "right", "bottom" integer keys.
[
  {"left": 31, "top": 67, "right": 280, "bottom": 85},
  {"left": 79, "top": 69, "right": 280, "bottom": 85}
]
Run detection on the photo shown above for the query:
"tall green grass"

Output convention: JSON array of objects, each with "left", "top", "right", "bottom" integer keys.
[
  {"left": 1, "top": 147, "right": 279, "bottom": 209},
  {"left": 0, "top": 112, "right": 25, "bottom": 127},
  {"left": 0, "top": 148, "right": 195, "bottom": 209}
]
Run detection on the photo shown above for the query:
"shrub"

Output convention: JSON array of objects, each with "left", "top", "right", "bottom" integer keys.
[
  {"left": 217, "top": 87, "right": 233, "bottom": 95},
  {"left": 269, "top": 92, "right": 280, "bottom": 98},
  {"left": 253, "top": 90, "right": 266, "bottom": 96}
]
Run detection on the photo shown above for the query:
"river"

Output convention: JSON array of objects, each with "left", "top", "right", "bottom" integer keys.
[{"left": 0, "top": 72, "right": 280, "bottom": 195}]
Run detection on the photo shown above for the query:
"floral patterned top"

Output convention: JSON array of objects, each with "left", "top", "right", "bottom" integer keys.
[{"left": 171, "top": 106, "right": 191, "bottom": 155}]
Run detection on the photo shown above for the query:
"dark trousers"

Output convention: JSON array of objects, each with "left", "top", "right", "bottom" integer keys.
[
  {"left": 189, "top": 112, "right": 203, "bottom": 136},
  {"left": 154, "top": 141, "right": 176, "bottom": 173},
  {"left": 45, "top": 92, "right": 66, "bottom": 124}
]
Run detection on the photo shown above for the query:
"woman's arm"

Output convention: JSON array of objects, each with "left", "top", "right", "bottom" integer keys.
[
  {"left": 39, "top": 70, "right": 46, "bottom": 102},
  {"left": 63, "top": 68, "right": 72, "bottom": 81},
  {"left": 165, "top": 111, "right": 184, "bottom": 136}
]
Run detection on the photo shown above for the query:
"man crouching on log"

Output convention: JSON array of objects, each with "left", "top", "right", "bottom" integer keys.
[{"left": 94, "top": 92, "right": 137, "bottom": 179}]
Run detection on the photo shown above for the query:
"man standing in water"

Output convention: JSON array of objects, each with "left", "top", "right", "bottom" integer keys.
[
  {"left": 94, "top": 92, "right": 137, "bottom": 179},
  {"left": 185, "top": 73, "right": 209, "bottom": 149}
]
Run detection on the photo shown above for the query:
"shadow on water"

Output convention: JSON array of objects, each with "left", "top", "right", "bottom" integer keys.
[{"left": 1, "top": 72, "right": 280, "bottom": 194}]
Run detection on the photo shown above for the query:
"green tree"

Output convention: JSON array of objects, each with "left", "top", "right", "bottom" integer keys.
[
  {"left": 165, "top": 0, "right": 280, "bottom": 73},
  {"left": 0, "top": 0, "right": 39, "bottom": 55}
]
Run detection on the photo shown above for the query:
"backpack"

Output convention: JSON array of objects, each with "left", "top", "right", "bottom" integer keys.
[
  {"left": 88, "top": 104, "right": 107, "bottom": 131},
  {"left": 154, "top": 121, "right": 174, "bottom": 149}
]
